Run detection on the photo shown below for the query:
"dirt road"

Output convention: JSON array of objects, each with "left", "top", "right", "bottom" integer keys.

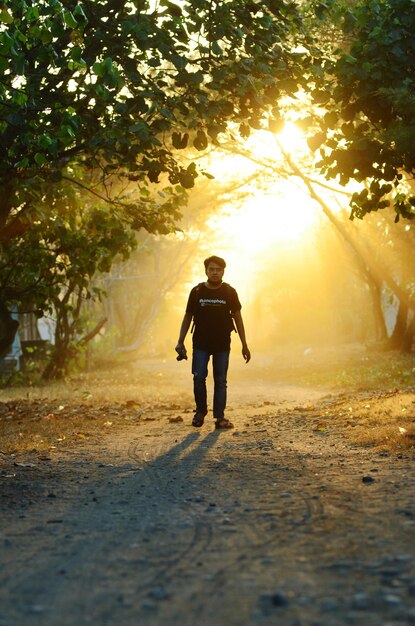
[{"left": 1, "top": 360, "right": 414, "bottom": 626}]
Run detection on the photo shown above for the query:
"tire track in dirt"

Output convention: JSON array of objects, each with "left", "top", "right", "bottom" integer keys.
[
  {"left": 125, "top": 432, "right": 216, "bottom": 591},
  {"left": 138, "top": 417, "right": 413, "bottom": 624},
  {"left": 1, "top": 385, "right": 414, "bottom": 626},
  {"left": 121, "top": 425, "right": 330, "bottom": 619}
]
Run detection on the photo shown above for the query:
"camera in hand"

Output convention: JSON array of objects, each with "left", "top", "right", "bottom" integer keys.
[{"left": 176, "top": 353, "right": 188, "bottom": 361}]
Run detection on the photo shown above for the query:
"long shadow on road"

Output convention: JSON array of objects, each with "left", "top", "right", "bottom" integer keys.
[{"left": 1, "top": 423, "right": 414, "bottom": 626}]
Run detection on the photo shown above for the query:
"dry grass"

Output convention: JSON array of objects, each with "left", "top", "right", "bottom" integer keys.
[
  {"left": 239, "top": 345, "right": 415, "bottom": 452},
  {"left": 330, "top": 390, "right": 415, "bottom": 451},
  {"left": 0, "top": 359, "right": 193, "bottom": 455},
  {"left": 0, "top": 346, "right": 414, "bottom": 455}
]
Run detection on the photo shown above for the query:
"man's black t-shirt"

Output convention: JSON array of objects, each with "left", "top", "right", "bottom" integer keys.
[{"left": 186, "top": 282, "right": 241, "bottom": 353}]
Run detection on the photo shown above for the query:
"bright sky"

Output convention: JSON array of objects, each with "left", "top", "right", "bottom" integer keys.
[
  {"left": 208, "top": 185, "right": 319, "bottom": 251},
  {"left": 177, "top": 120, "right": 362, "bottom": 314},
  {"left": 195, "top": 123, "right": 325, "bottom": 288}
]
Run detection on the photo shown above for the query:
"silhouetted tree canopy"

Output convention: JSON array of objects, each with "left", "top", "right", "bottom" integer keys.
[
  {"left": 0, "top": 0, "right": 314, "bottom": 240},
  {"left": 308, "top": 0, "right": 415, "bottom": 221}
]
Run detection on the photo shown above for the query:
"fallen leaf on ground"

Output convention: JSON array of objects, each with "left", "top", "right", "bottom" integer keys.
[{"left": 14, "top": 462, "right": 36, "bottom": 468}]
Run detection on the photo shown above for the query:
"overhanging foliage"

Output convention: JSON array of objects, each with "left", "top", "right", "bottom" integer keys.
[{"left": 307, "top": 0, "right": 415, "bottom": 221}]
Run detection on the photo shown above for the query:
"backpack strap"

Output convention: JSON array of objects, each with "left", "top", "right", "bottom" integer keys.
[
  {"left": 190, "top": 283, "right": 204, "bottom": 333},
  {"left": 223, "top": 283, "right": 237, "bottom": 333}
]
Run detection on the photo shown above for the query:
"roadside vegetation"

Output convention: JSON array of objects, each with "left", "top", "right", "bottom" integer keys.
[{"left": 1, "top": 346, "right": 413, "bottom": 456}]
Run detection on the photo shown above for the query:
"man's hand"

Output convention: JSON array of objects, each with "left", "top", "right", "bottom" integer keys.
[
  {"left": 242, "top": 344, "right": 251, "bottom": 363},
  {"left": 175, "top": 343, "right": 188, "bottom": 361},
  {"left": 234, "top": 311, "right": 250, "bottom": 363}
]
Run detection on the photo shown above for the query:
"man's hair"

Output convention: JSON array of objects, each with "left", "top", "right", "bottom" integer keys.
[{"left": 204, "top": 255, "right": 226, "bottom": 270}]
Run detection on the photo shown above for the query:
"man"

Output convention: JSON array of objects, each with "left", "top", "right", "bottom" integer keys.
[{"left": 175, "top": 255, "right": 251, "bottom": 429}]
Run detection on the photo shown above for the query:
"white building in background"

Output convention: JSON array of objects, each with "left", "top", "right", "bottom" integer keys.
[
  {"left": 37, "top": 316, "right": 56, "bottom": 344},
  {"left": 1, "top": 311, "right": 55, "bottom": 372},
  {"left": 2, "top": 306, "right": 21, "bottom": 371}
]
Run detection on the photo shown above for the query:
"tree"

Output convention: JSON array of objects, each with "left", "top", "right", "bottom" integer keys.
[
  {"left": 0, "top": 0, "right": 314, "bottom": 241},
  {"left": 0, "top": 302, "right": 19, "bottom": 360},
  {"left": 214, "top": 127, "right": 415, "bottom": 348},
  {"left": 306, "top": 0, "right": 415, "bottom": 221},
  {"left": 103, "top": 167, "right": 260, "bottom": 354},
  {"left": 0, "top": 0, "right": 316, "bottom": 371},
  {"left": 0, "top": 179, "right": 137, "bottom": 378}
]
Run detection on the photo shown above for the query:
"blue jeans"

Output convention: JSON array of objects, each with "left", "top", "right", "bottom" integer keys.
[{"left": 192, "top": 350, "right": 230, "bottom": 420}]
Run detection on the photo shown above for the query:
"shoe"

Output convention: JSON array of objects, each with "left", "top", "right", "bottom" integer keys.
[
  {"left": 215, "top": 418, "right": 234, "bottom": 429},
  {"left": 192, "top": 412, "right": 206, "bottom": 427}
]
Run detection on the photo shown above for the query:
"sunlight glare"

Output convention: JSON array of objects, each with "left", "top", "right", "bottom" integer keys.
[
  {"left": 242, "top": 122, "right": 308, "bottom": 160},
  {"left": 209, "top": 186, "right": 319, "bottom": 256},
  {"left": 275, "top": 121, "right": 308, "bottom": 155}
]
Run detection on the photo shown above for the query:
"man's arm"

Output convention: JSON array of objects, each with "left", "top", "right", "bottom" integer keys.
[
  {"left": 233, "top": 310, "right": 251, "bottom": 363},
  {"left": 175, "top": 311, "right": 192, "bottom": 358}
]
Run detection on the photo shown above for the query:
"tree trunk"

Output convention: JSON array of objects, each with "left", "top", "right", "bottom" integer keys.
[
  {"left": 400, "top": 314, "right": 415, "bottom": 353},
  {"left": 42, "top": 341, "right": 73, "bottom": 380},
  {"left": 369, "top": 281, "right": 388, "bottom": 342},
  {"left": 0, "top": 303, "right": 19, "bottom": 360},
  {"left": 387, "top": 300, "right": 408, "bottom": 350},
  {"left": 276, "top": 145, "right": 415, "bottom": 317}
]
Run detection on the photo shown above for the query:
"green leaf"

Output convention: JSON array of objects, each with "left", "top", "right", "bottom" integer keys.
[
  {"left": 0, "top": 7, "right": 13, "bottom": 24},
  {"left": 0, "top": 31, "right": 15, "bottom": 53},
  {"left": 70, "top": 47, "right": 82, "bottom": 62},
  {"left": 15, "top": 157, "right": 29, "bottom": 168},
  {"left": 73, "top": 4, "right": 88, "bottom": 28},
  {"left": 313, "top": 90, "right": 330, "bottom": 105},
  {"left": 92, "top": 61, "right": 105, "bottom": 78},
  {"left": 15, "top": 54, "right": 26, "bottom": 75},
  {"left": 211, "top": 41, "right": 222, "bottom": 56},
  {"left": 171, "top": 54, "right": 187, "bottom": 70},
  {"left": 34, "top": 152, "right": 47, "bottom": 165},
  {"left": 104, "top": 57, "right": 114, "bottom": 72},
  {"left": 58, "top": 125, "right": 76, "bottom": 146},
  {"left": 343, "top": 54, "right": 357, "bottom": 65},
  {"left": 41, "top": 29, "right": 53, "bottom": 45},
  {"left": 158, "top": 108, "right": 175, "bottom": 120},
  {"left": 25, "top": 6, "right": 40, "bottom": 22},
  {"left": 162, "top": 1, "right": 182, "bottom": 17},
  {"left": 64, "top": 10, "right": 78, "bottom": 30},
  {"left": 343, "top": 11, "right": 358, "bottom": 33}
]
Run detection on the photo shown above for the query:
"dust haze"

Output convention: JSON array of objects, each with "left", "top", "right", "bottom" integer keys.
[
  {"left": 101, "top": 210, "right": 406, "bottom": 367},
  {"left": 96, "top": 133, "right": 414, "bottom": 370}
]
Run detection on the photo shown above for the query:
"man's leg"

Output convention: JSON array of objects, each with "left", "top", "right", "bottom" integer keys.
[
  {"left": 192, "top": 349, "right": 210, "bottom": 425},
  {"left": 212, "top": 351, "right": 230, "bottom": 421}
]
